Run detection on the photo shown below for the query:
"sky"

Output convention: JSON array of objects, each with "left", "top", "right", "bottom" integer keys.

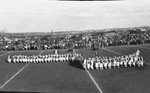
[{"left": 0, "top": 0, "right": 150, "bottom": 33}]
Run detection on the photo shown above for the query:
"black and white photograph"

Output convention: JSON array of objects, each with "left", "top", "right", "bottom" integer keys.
[{"left": 0, "top": 0, "right": 150, "bottom": 93}]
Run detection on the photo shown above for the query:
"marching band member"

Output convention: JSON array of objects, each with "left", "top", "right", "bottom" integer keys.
[
  {"left": 47, "top": 55, "right": 50, "bottom": 63},
  {"left": 26, "top": 57, "right": 29, "bottom": 63},
  {"left": 66, "top": 54, "right": 69, "bottom": 62},
  {"left": 28, "top": 56, "right": 30, "bottom": 63},
  {"left": 33, "top": 56, "right": 36, "bottom": 63},
  {"left": 93, "top": 58, "right": 97, "bottom": 69},
  {"left": 95, "top": 58, "right": 100, "bottom": 69},
  {"left": 103, "top": 59, "right": 108, "bottom": 69},
  {"left": 120, "top": 56, "right": 124, "bottom": 67},
  {"left": 68, "top": 54, "right": 72, "bottom": 62},
  {"left": 35, "top": 56, "right": 38, "bottom": 63},
  {"left": 140, "top": 56, "right": 144, "bottom": 66},
  {"left": 22, "top": 56, "right": 24, "bottom": 63},
  {"left": 60, "top": 55, "right": 63, "bottom": 62},
  {"left": 13, "top": 56, "right": 16, "bottom": 63},
  {"left": 63, "top": 54, "right": 66, "bottom": 62},
  {"left": 108, "top": 58, "right": 112, "bottom": 69},
  {"left": 25, "top": 56, "right": 27, "bottom": 63},
  {"left": 41, "top": 56, "right": 44, "bottom": 63},
  {"left": 113, "top": 58, "right": 117, "bottom": 68},
  {"left": 99, "top": 59, "right": 103, "bottom": 70},
  {"left": 50, "top": 55, "right": 52, "bottom": 62},
  {"left": 51, "top": 55, "right": 54, "bottom": 62},
  {"left": 19, "top": 56, "right": 23, "bottom": 63},
  {"left": 30, "top": 56, "right": 32, "bottom": 63},
  {"left": 61, "top": 55, "right": 64, "bottom": 62},
  {"left": 44, "top": 55, "right": 48, "bottom": 63},
  {"left": 90, "top": 58, "right": 94, "bottom": 70},
  {"left": 132, "top": 56, "right": 136, "bottom": 67},
  {"left": 138, "top": 56, "right": 144, "bottom": 67},
  {"left": 128, "top": 56, "right": 133, "bottom": 67},
  {"left": 7, "top": 55, "right": 12, "bottom": 63},
  {"left": 124, "top": 57, "right": 128, "bottom": 67},
  {"left": 56, "top": 55, "right": 58, "bottom": 62},
  {"left": 83, "top": 58, "right": 87, "bottom": 69},
  {"left": 117, "top": 57, "right": 120, "bottom": 68},
  {"left": 57, "top": 55, "right": 60, "bottom": 62},
  {"left": 87, "top": 58, "right": 91, "bottom": 70},
  {"left": 16, "top": 56, "right": 19, "bottom": 63}
]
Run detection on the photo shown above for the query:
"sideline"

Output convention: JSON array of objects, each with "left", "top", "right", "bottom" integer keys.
[{"left": 85, "top": 69, "right": 103, "bottom": 93}]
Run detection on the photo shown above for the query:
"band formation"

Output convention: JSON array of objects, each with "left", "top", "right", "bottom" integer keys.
[{"left": 7, "top": 50, "right": 144, "bottom": 70}]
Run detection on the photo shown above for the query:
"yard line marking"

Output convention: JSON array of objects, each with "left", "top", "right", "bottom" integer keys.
[
  {"left": 102, "top": 48, "right": 150, "bottom": 66},
  {"left": 0, "top": 63, "right": 30, "bottom": 89},
  {"left": 144, "top": 62, "right": 150, "bottom": 66},
  {"left": 74, "top": 50, "right": 103, "bottom": 93},
  {"left": 85, "top": 69, "right": 103, "bottom": 93},
  {"left": 0, "top": 50, "right": 45, "bottom": 90},
  {"left": 0, "top": 51, "right": 13, "bottom": 57}
]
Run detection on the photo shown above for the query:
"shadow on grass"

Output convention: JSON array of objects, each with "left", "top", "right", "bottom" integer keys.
[
  {"left": 135, "top": 64, "right": 149, "bottom": 70},
  {"left": 68, "top": 60, "right": 85, "bottom": 70}
]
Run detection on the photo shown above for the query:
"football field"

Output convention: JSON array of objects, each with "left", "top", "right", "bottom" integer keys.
[{"left": 0, "top": 44, "right": 150, "bottom": 93}]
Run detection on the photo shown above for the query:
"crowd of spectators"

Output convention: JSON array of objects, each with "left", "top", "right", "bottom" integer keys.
[{"left": 0, "top": 26, "right": 150, "bottom": 51}]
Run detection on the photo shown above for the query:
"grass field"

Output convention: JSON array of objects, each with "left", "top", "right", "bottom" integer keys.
[{"left": 0, "top": 44, "right": 150, "bottom": 93}]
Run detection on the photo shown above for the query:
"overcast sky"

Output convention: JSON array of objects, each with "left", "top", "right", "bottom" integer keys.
[{"left": 0, "top": 0, "right": 150, "bottom": 33}]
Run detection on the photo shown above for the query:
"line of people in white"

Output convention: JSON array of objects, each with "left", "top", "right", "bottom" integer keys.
[
  {"left": 82, "top": 50, "right": 144, "bottom": 70},
  {"left": 7, "top": 50, "right": 77, "bottom": 63},
  {"left": 7, "top": 49, "right": 144, "bottom": 70},
  {"left": 7, "top": 54, "right": 76, "bottom": 63}
]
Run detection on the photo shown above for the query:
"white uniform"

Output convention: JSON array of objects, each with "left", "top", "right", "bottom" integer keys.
[
  {"left": 99, "top": 60, "right": 103, "bottom": 70},
  {"left": 16, "top": 58, "right": 19, "bottom": 63},
  {"left": 66, "top": 55, "right": 69, "bottom": 62},
  {"left": 59, "top": 55, "right": 62, "bottom": 62},
  {"left": 129, "top": 57, "right": 133, "bottom": 67},
  {"left": 103, "top": 59, "right": 108, "bottom": 69},
  {"left": 56, "top": 56, "right": 58, "bottom": 62},
  {"left": 13, "top": 58, "right": 16, "bottom": 63},
  {"left": 113, "top": 59, "right": 117, "bottom": 68},
  {"left": 95, "top": 59, "right": 100, "bottom": 69},
  {"left": 83, "top": 59, "right": 87, "bottom": 69},
  {"left": 139, "top": 56, "right": 144, "bottom": 66},
  {"left": 120, "top": 59, "right": 123, "bottom": 67},
  {"left": 25, "top": 57, "right": 27, "bottom": 63},
  {"left": 108, "top": 61, "right": 111, "bottom": 69},
  {"left": 20, "top": 57, "right": 23, "bottom": 63},
  {"left": 116, "top": 59, "right": 120, "bottom": 68},
  {"left": 124, "top": 59, "right": 128, "bottom": 67},
  {"left": 87, "top": 59, "right": 91, "bottom": 70},
  {"left": 41, "top": 57, "right": 44, "bottom": 63},
  {"left": 36, "top": 57, "right": 38, "bottom": 63},
  {"left": 90, "top": 58, "right": 94, "bottom": 70},
  {"left": 30, "top": 58, "right": 33, "bottom": 63},
  {"left": 7, "top": 55, "right": 12, "bottom": 63},
  {"left": 44, "top": 57, "right": 46, "bottom": 63},
  {"left": 133, "top": 56, "right": 138, "bottom": 67},
  {"left": 50, "top": 57, "right": 52, "bottom": 62}
]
